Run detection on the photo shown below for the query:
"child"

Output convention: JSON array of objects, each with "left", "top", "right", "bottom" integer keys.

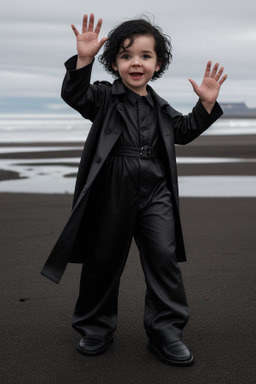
[{"left": 41, "top": 13, "right": 227, "bottom": 366}]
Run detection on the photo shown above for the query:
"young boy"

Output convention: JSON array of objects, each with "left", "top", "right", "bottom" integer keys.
[{"left": 41, "top": 13, "right": 227, "bottom": 366}]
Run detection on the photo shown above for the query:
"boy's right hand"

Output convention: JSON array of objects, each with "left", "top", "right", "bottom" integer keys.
[{"left": 71, "top": 13, "right": 107, "bottom": 69}]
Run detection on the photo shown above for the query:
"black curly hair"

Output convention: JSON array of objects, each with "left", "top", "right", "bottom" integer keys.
[{"left": 98, "top": 17, "right": 172, "bottom": 80}]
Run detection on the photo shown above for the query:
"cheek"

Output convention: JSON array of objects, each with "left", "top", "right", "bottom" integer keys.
[
  {"left": 145, "top": 63, "right": 158, "bottom": 74},
  {"left": 118, "top": 64, "right": 129, "bottom": 74},
  {"left": 112, "top": 61, "right": 128, "bottom": 74}
]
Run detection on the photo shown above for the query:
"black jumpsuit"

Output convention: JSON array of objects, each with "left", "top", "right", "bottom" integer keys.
[{"left": 72, "top": 86, "right": 189, "bottom": 344}]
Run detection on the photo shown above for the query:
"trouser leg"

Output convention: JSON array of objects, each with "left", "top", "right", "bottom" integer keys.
[
  {"left": 72, "top": 223, "right": 134, "bottom": 337},
  {"left": 134, "top": 184, "right": 189, "bottom": 343},
  {"left": 72, "top": 160, "right": 138, "bottom": 337}
]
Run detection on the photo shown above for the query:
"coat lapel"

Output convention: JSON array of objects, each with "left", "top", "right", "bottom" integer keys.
[{"left": 73, "top": 100, "right": 126, "bottom": 212}]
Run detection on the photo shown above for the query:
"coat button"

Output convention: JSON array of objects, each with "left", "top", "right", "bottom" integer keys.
[
  {"left": 104, "top": 128, "right": 112, "bottom": 134},
  {"left": 95, "top": 156, "right": 101, "bottom": 163}
]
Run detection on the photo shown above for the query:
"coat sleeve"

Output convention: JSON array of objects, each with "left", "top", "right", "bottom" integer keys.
[
  {"left": 169, "top": 99, "right": 223, "bottom": 145},
  {"left": 61, "top": 55, "right": 110, "bottom": 122}
]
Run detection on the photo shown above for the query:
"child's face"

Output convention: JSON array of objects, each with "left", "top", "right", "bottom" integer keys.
[{"left": 112, "top": 35, "right": 161, "bottom": 96}]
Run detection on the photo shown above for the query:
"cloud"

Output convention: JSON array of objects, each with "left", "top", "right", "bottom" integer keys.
[
  {"left": 0, "top": 69, "right": 61, "bottom": 98},
  {"left": 1, "top": 0, "right": 256, "bottom": 111}
]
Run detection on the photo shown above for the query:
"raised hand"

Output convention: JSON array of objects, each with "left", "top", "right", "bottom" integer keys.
[
  {"left": 188, "top": 61, "right": 227, "bottom": 113},
  {"left": 71, "top": 13, "right": 107, "bottom": 69}
]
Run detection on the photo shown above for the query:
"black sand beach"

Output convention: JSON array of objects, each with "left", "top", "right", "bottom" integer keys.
[{"left": 1, "top": 134, "right": 256, "bottom": 384}]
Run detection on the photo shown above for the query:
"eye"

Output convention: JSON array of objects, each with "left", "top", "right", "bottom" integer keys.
[
  {"left": 142, "top": 54, "right": 151, "bottom": 59},
  {"left": 120, "top": 53, "right": 131, "bottom": 60}
]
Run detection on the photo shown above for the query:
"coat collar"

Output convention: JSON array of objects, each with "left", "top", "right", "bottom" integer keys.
[{"left": 111, "top": 79, "right": 169, "bottom": 110}]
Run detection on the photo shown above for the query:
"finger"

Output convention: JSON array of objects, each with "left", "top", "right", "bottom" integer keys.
[
  {"left": 210, "top": 62, "right": 219, "bottom": 78},
  {"left": 82, "top": 14, "right": 88, "bottom": 33},
  {"left": 88, "top": 13, "right": 95, "bottom": 32},
  {"left": 95, "top": 18, "right": 103, "bottom": 35},
  {"left": 71, "top": 24, "right": 79, "bottom": 37},
  {"left": 215, "top": 66, "right": 224, "bottom": 81},
  {"left": 188, "top": 79, "right": 199, "bottom": 93},
  {"left": 219, "top": 73, "right": 228, "bottom": 86},
  {"left": 98, "top": 37, "right": 108, "bottom": 49},
  {"left": 204, "top": 61, "right": 212, "bottom": 78}
]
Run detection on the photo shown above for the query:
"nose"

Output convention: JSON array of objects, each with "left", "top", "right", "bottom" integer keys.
[{"left": 131, "top": 56, "right": 141, "bottom": 66}]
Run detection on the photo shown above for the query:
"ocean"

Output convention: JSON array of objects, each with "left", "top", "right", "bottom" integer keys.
[
  {"left": 0, "top": 114, "right": 91, "bottom": 143},
  {"left": 1, "top": 114, "right": 256, "bottom": 142},
  {"left": 0, "top": 114, "right": 255, "bottom": 196}
]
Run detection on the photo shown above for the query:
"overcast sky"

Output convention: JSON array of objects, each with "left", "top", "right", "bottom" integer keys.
[{"left": 1, "top": 0, "right": 256, "bottom": 113}]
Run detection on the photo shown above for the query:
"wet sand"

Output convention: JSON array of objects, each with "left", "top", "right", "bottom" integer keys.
[
  {"left": 0, "top": 134, "right": 255, "bottom": 181},
  {"left": 1, "top": 134, "right": 256, "bottom": 384}
]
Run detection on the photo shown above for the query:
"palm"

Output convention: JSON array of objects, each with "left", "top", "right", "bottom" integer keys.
[
  {"left": 76, "top": 31, "right": 103, "bottom": 58},
  {"left": 196, "top": 77, "right": 221, "bottom": 104},
  {"left": 189, "top": 61, "right": 227, "bottom": 104},
  {"left": 71, "top": 14, "right": 107, "bottom": 59}
]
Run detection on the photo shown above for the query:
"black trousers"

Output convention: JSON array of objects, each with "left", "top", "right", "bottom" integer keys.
[{"left": 72, "top": 156, "right": 189, "bottom": 343}]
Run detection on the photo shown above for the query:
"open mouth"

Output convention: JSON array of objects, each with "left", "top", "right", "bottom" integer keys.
[{"left": 130, "top": 72, "right": 143, "bottom": 78}]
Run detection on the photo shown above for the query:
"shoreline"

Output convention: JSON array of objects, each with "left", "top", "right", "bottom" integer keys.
[
  {"left": 0, "top": 134, "right": 255, "bottom": 196},
  {"left": 0, "top": 134, "right": 255, "bottom": 181}
]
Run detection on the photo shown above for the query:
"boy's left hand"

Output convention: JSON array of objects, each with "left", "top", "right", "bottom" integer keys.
[{"left": 189, "top": 61, "right": 227, "bottom": 113}]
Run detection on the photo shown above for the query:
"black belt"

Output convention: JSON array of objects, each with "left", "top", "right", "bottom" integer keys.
[{"left": 113, "top": 146, "right": 157, "bottom": 159}]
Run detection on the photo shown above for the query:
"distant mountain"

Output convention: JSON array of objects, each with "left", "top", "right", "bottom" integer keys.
[{"left": 220, "top": 102, "right": 256, "bottom": 118}]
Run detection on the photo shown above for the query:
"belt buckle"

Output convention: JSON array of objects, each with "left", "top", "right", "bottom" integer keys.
[{"left": 140, "top": 146, "right": 151, "bottom": 159}]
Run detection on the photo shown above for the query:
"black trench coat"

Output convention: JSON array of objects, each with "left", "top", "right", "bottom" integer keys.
[{"left": 41, "top": 56, "right": 223, "bottom": 284}]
